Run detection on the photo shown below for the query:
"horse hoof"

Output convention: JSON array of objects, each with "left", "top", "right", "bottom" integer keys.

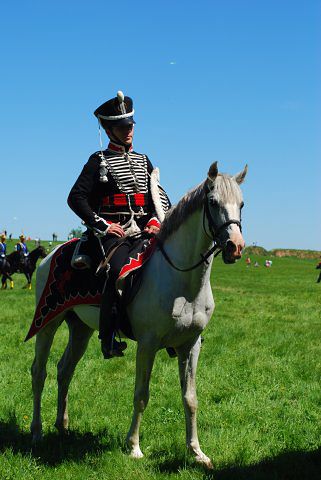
[
  {"left": 130, "top": 447, "right": 144, "bottom": 459},
  {"left": 31, "top": 432, "right": 43, "bottom": 445},
  {"left": 195, "top": 453, "right": 213, "bottom": 470},
  {"left": 55, "top": 421, "right": 69, "bottom": 435}
]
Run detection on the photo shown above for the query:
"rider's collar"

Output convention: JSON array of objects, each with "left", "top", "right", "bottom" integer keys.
[{"left": 107, "top": 141, "right": 133, "bottom": 154}]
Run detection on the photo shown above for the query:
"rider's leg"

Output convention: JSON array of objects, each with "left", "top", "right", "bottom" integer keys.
[
  {"left": 99, "top": 239, "right": 131, "bottom": 359},
  {"left": 71, "top": 231, "right": 91, "bottom": 270}
]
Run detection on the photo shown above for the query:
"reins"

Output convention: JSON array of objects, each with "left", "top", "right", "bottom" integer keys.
[
  {"left": 157, "top": 241, "right": 220, "bottom": 273},
  {"left": 157, "top": 196, "right": 242, "bottom": 273}
]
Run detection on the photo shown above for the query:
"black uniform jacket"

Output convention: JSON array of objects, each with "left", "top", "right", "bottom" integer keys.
[{"left": 67, "top": 144, "right": 159, "bottom": 231}]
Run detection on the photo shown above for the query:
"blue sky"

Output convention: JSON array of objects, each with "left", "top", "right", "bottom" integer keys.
[{"left": 1, "top": 0, "right": 320, "bottom": 250}]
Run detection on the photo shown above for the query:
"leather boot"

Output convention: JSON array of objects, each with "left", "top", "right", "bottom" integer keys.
[{"left": 99, "top": 285, "right": 127, "bottom": 359}]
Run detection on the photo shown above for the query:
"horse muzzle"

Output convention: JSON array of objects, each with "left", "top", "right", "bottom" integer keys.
[{"left": 222, "top": 239, "right": 244, "bottom": 264}]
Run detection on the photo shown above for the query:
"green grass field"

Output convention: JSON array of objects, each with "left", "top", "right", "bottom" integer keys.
[{"left": 0, "top": 247, "right": 320, "bottom": 479}]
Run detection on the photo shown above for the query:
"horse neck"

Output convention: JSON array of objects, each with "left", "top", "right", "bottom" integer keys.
[
  {"left": 7, "top": 251, "right": 17, "bottom": 262},
  {"left": 162, "top": 207, "right": 214, "bottom": 293},
  {"left": 29, "top": 248, "right": 40, "bottom": 263}
]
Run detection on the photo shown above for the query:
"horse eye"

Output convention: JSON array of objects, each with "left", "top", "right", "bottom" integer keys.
[{"left": 210, "top": 199, "right": 218, "bottom": 207}]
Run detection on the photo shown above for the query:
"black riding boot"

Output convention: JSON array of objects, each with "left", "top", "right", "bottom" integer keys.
[{"left": 99, "top": 281, "right": 127, "bottom": 359}]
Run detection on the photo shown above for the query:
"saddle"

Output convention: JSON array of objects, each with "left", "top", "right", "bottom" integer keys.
[{"left": 26, "top": 235, "right": 156, "bottom": 341}]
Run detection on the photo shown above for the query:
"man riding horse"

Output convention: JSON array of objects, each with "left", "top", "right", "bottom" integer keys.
[
  {"left": 16, "top": 234, "right": 29, "bottom": 270},
  {"left": 0, "top": 233, "right": 7, "bottom": 268},
  {"left": 68, "top": 91, "right": 170, "bottom": 359}
]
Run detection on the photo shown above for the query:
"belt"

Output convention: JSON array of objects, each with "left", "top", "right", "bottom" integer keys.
[{"left": 101, "top": 193, "right": 149, "bottom": 207}]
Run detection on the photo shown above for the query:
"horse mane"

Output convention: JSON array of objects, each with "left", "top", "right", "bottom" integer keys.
[
  {"left": 158, "top": 173, "right": 242, "bottom": 241},
  {"left": 6, "top": 251, "right": 19, "bottom": 261},
  {"left": 158, "top": 181, "right": 207, "bottom": 241}
]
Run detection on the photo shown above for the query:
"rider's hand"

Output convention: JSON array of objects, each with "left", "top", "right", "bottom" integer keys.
[
  {"left": 107, "top": 222, "right": 125, "bottom": 237},
  {"left": 144, "top": 225, "right": 160, "bottom": 235}
]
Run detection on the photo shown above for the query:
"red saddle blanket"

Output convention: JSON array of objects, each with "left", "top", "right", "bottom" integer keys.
[{"left": 25, "top": 236, "right": 156, "bottom": 341}]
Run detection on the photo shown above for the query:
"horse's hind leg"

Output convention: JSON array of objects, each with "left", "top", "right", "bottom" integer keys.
[
  {"left": 1, "top": 274, "right": 7, "bottom": 289},
  {"left": 126, "top": 342, "right": 157, "bottom": 458},
  {"left": 23, "top": 272, "right": 32, "bottom": 290},
  {"left": 177, "top": 337, "right": 213, "bottom": 469},
  {"left": 31, "top": 317, "right": 62, "bottom": 443},
  {"left": 55, "top": 311, "right": 93, "bottom": 434}
]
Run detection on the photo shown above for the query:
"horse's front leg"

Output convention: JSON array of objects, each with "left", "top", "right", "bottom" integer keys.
[
  {"left": 177, "top": 337, "right": 213, "bottom": 469},
  {"left": 126, "top": 342, "right": 157, "bottom": 458},
  {"left": 26, "top": 272, "right": 32, "bottom": 290}
]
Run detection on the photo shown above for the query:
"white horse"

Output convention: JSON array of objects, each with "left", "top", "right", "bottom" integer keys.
[{"left": 30, "top": 161, "right": 247, "bottom": 469}]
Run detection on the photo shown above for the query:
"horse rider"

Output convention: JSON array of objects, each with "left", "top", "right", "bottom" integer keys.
[
  {"left": 16, "top": 234, "right": 29, "bottom": 269},
  {"left": 68, "top": 91, "right": 170, "bottom": 359},
  {"left": 316, "top": 257, "right": 321, "bottom": 284},
  {"left": 0, "top": 233, "right": 7, "bottom": 266}
]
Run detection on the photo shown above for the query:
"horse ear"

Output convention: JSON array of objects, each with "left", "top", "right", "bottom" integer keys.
[
  {"left": 208, "top": 162, "right": 218, "bottom": 181},
  {"left": 234, "top": 164, "right": 248, "bottom": 184}
]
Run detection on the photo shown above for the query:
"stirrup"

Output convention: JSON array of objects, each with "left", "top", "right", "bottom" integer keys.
[
  {"left": 101, "top": 338, "right": 127, "bottom": 359},
  {"left": 71, "top": 254, "right": 92, "bottom": 270}
]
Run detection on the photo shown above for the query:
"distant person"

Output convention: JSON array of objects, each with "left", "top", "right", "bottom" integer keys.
[
  {"left": 265, "top": 259, "right": 272, "bottom": 268},
  {"left": 246, "top": 257, "right": 251, "bottom": 267},
  {"left": 254, "top": 261, "right": 259, "bottom": 267},
  {"left": 16, "top": 234, "right": 29, "bottom": 267},
  {"left": 0, "top": 233, "right": 7, "bottom": 266},
  {"left": 316, "top": 258, "right": 321, "bottom": 284},
  {"left": 9, "top": 233, "right": 12, "bottom": 241}
]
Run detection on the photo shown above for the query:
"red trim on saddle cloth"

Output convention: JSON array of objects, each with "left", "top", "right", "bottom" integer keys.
[
  {"left": 25, "top": 238, "right": 102, "bottom": 342},
  {"left": 25, "top": 236, "right": 158, "bottom": 341},
  {"left": 146, "top": 217, "right": 161, "bottom": 229},
  {"left": 117, "top": 236, "right": 157, "bottom": 282},
  {"left": 101, "top": 193, "right": 148, "bottom": 207}
]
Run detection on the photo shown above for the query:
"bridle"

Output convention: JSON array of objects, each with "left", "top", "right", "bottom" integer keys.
[{"left": 157, "top": 188, "right": 242, "bottom": 272}]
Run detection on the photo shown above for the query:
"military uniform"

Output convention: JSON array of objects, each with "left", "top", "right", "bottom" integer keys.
[
  {"left": 16, "top": 237, "right": 29, "bottom": 256},
  {"left": 0, "top": 236, "right": 6, "bottom": 268},
  {"left": 68, "top": 142, "right": 165, "bottom": 236},
  {"left": 15, "top": 236, "right": 29, "bottom": 269},
  {"left": 68, "top": 91, "right": 170, "bottom": 359}
]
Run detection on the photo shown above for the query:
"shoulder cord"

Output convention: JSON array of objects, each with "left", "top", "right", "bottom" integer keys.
[{"left": 98, "top": 122, "right": 109, "bottom": 183}]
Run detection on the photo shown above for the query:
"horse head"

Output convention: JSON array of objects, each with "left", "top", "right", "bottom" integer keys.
[
  {"left": 38, "top": 246, "right": 48, "bottom": 259},
  {"left": 206, "top": 162, "right": 247, "bottom": 264}
]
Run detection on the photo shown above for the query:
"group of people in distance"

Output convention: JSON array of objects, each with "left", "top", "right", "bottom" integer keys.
[
  {"left": 245, "top": 254, "right": 321, "bottom": 283},
  {"left": 0, "top": 233, "right": 29, "bottom": 266},
  {"left": 245, "top": 257, "right": 272, "bottom": 268}
]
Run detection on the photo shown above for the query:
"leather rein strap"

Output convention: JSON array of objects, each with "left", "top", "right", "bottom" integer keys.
[
  {"left": 157, "top": 197, "right": 242, "bottom": 273},
  {"left": 157, "top": 241, "right": 220, "bottom": 273}
]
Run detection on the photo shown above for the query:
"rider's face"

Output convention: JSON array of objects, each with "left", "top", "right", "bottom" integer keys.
[{"left": 108, "top": 124, "right": 134, "bottom": 145}]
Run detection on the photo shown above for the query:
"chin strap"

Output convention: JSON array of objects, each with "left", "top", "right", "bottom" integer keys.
[{"left": 109, "top": 127, "right": 131, "bottom": 151}]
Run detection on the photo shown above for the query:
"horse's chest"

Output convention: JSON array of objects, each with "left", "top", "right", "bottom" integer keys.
[{"left": 171, "top": 296, "right": 213, "bottom": 332}]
